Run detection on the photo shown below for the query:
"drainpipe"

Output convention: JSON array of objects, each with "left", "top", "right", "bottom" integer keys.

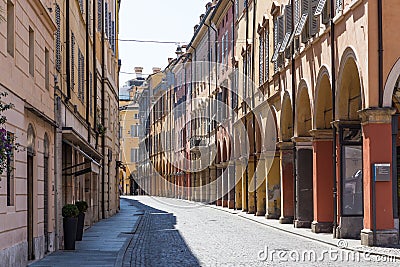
[
  {"left": 374, "top": 0, "right": 384, "bottom": 245},
  {"left": 86, "top": 0, "right": 91, "bottom": 143},
  {"left": 93, "top": 0, "right": 99, "bottom": 149},
  {"left": 66, "top": 0, "right": 71, "bottom": 101},
  {"left": 251, "top": 0, "right": 257, "bottom": 215},
  {"left": 330, "top": 0, "right": 338, "bottom": 238},
  {"left": 292, "top": 2, "right": 297, "bottom": 227},
  {"left": 244, "top": 0, "right": 249, "bottom": 212},
  {"left": 101, "top": 0, "right": 106, "bottom": 219}
]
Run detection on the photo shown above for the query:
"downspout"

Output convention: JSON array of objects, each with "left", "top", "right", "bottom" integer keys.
[
  {"left": 101, "top": 0, "right": 106, "bottom": 219},
  {"left": 330, "top": 0, "right": 338, "bottom": 238},
  {"left": 205, "top": 20, "right": 212, "bottom": 204},
  {"left": 251, "top": 0, "right": 257, "bottom": 215},
  {"left": 244, "top": 0, "right": 249, "bottom": 212},
  {"left": 208, "top": 17, "right": 218, "bottom": 205},
  {"left": 66, "top": 0, "right": 71, "bottom": 101},
  {"left": 86, "top": 0, "right": 91, "bottom": 142},
  {"left": 93, "top": 0, "right": 99, "bottom": 149},
  {"left": 292, "top": 1, "right": 297, "bottom": 226},
  {"left": 374, "top": 0, "right": 384, "bottom": 245}
]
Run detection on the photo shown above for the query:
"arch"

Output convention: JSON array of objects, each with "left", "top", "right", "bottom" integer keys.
[
  {"left": 296, "top": 85, "right": 312, "bottom": 137},
  {"left": 263, "top": 104, "right": 278, "bottom": 152},
  {"left": 336, "top": 47, "right": 365, "bottom": 120},
  {"left": 217, "top": 141, "right": 221, "bottom": 164},
  {"left": 27, "top": 124, "right": 36, "bottom": 155},
  {"left": 314, "top": 66, "right": 333, "bottom": 129},
  {"left": 383, "top": 57, "right": 400, "bottom": 108},
  {"left": 280, "top": 92, "right": 293, "bottom": 141},
  {"left": 234, "top": 127, "right": 241, "bottom": 159}
]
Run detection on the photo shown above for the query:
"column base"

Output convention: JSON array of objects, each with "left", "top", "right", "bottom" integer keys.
[
  {"left": 361, "top": 229, "right": 399, "bottom": 246},
  {"left": 279, "top": 216, "right": 293, "bottom": 224},
  {"left": 337, "top": 216, "right": 363, "bottom": 239},
  {"left": 228, "top": 200, "right": 235, "bottom": 209},
  {"left": 294, "top": 219, "right": 311, "bottom": 228},
  {"left": 256, "top": 210, "right": 266, "bottom": 216},
  {"left": 266, "top": 214, "right": 280, "bottom": 219},
  {"left": 216, "top": 199, "right": 222, "bottom": 206},
  {"left": 222, "top": 200, "right": 228, "bottom": 207},
  {"left": 311, "top": 221, "right": 333, "bottom": 233}
]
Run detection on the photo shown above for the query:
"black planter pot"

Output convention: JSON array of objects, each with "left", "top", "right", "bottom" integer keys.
[
  {"left": 63, "top": 217, "right": 78, "bottom": 250},
  {"left": 76, "top": 212, "right": 85, "bottom": 241}
]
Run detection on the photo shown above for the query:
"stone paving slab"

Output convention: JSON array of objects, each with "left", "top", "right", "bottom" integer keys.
[{"left": 29, "top": 198, "right": 140, "bottom": 267}]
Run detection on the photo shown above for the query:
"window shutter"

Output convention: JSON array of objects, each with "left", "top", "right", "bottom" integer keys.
[
  {"left": 71, "top": 32, "right": 75, "bottom": 90},
  {"left": 294, "top": 0, "right": 300, "bottom": 25},
  {"left": 278, "top": 15, "right": 284, "bottom": 44},
  {"left": 81, "top": 53, "right": 85, "bottom": 102},
  {"left": 301, "top": 0, "right": 309, "bottom": 42},
  {"left": 265, "top": 30, "right": 269, "bottom": 79},
  {"left": 97, "top": 0, "right": 102, "bottom": 32},
  {"left": 108, "top": 12, "right": 112, "bottom": 45},
  {"left": 310, "top": 0, "right": 319, "bottom": 36},
  {"left": 105, "top": 3, "right": 108, "bottom": 37},
  {"left": 285, "top": 4, "right": 292, "bottom": 33},
  {"left": 259, "top": 33, "right": 264, "bottom": 86},
  {"left": 55, "top": 4, "right": 61, "bottom": 72},
  {"left": 322, "top": 0, "right": 331, "bottom": 25},
  {"left": 89, "top": 72, "right": 93, "bottom": 114}
]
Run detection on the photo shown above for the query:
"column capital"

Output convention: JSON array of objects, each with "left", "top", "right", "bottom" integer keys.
[
  {"left": 291, "top": 136, "right": 313, "bottom": 145},
  {"left": 358, "top": 107, "right": 396, "bottom": 125},
  {"left": 309, "top": 129, "right": 333, "bottom": 140},
  {"left": 277, "top": 141, "right": 293, "bottom": 150}
]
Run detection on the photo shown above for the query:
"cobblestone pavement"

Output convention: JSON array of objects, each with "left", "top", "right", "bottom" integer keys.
[{"left": 125, "top": 196, "right": 399, "bottom": 267}]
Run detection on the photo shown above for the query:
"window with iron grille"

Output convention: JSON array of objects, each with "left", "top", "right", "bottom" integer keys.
[
  {"left": 259, "top": 32, "right": 264, "bottom": 87},
  {"left": 6, "top": 132, "right": 14, "bottom": 206},
  {"left": 55, "top": 4, "right": 61, "bottom": 72},
  {"left": 265, "top": 30, "right": 269, "bottom": 81},
  {"left": 89, "top": 72, "right": 93, "bottom": 114},
  {"left": 78, "top": 48, "right": 85, "bottom": 102}
]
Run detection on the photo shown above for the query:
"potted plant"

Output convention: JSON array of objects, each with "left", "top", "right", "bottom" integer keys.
[
  {"left": 75, "top": 200, "right": 88, "bottom": 241},
  {"left": 62, "top": 204, "right": 79, "bottom": 250}
]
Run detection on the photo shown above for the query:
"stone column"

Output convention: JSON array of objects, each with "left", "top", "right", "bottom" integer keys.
[
  {"left": 278, "top": 142, "right": 294, "bottom": 224},
  {"left": 222, "top": 163, "right": 229, "bottom": 207},
  {"left": 256, "top": 157, "right": 266, "bottom": 216},
  {"left": 359, "top": 108, "right": 398, "bottom": 246},
  {"left": 293, "top": 137, "right": 314, "bottom": 228},
  {"left": 266, "top": 152, "right": 281, "bottom": 219},
  {"left": 209, "top": 166, "right": 217, "bottom": 204},
  {"left": 241, "top": 158, "right": 248, "bottom": 212},
  {"left": 310, "top": 129, "right": 334, "bottom": 233},
  {"left": 228, "top": 163, "right": 236, "bottom": 209},
  {"left": 247, "top": 156, "right": 256, "bottom": 214},
  {"left": 216, "top": 168, "right": 223, "bottom": 206},
  {"left": 235, "top": 159, "right": 243, "bottom": 210}
]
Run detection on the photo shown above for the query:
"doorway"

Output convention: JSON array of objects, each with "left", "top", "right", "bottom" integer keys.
[{"left": 27, "top": 153, "right": 34, "bottom": 260}]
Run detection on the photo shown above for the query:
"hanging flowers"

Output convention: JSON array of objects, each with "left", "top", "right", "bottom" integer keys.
[{"left": 0, "top": 92, "right": 16, "bottom": 176}]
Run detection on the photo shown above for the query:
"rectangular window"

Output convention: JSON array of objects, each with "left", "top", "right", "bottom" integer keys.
[
  {"left": 259, "top": 33, "right": 264, "bottom": 87},
  {"left": 235, "top": 0, "right": 239, "bottom": 19},
  {"left": 7, "top": 0, "right": 14, "bottom": 57},
  {"left": 265, "top": 30, "right": 269, "bottom": 81},
  {"left": 79, "top": 0, "right": 84, "bottom": 14},
  {"left": 131, "top": 125, "right": 138, "bottom": 137},
  {"left": 130, "top": 148, "right": 138, "bottom": 162},
  {"left": 108, "top": 12, "right": 112, "bottom": 46},
  {"left": 78, "top": 48, "right": 84, "bottom": 101},
  {"left": 45, "top": 48, "right": 50, "bottom": 90},
  {"left": 71, "top": 32, "right": 75, "bottom": 90},
  {"left": 6, "top": 132, "right": 14, "bottom": 206},
  {"left": 55, "top": 4, "right": 61, "bottom": 72},
  {"left": 105, "top": 3, "right": 108, "bottom": 37},
  {"left": 29, "top": 27, "right": 34, "bottom": 76}
]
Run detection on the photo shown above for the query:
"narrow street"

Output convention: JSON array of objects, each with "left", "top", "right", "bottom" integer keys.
[{"left": 121, "top": 196, "right": 398, "bottom": 267}]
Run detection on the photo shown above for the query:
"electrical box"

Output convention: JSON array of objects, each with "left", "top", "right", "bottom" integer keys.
[{"left": 373, "top": 163, "right": 391, "bottom": 182}]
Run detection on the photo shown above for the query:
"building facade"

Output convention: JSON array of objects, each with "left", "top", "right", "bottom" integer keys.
[
  {"left": 138, "top": 0, "right": 400, "bottom": 247},
  {"left": 0, "top": 0, "right": 120, "bottom": 265}
]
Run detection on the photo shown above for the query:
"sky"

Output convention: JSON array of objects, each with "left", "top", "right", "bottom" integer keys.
[{"left": 118, "top": 0, "right": 210, "bottom": 87}]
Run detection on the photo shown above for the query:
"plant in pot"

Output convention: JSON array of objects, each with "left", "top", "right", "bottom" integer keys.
[
  {"left": 75, "top": 200, "right": 88, "bottom": 241},
  {"left": 62, "top": 204, "right": 79, "bottom": 250}
]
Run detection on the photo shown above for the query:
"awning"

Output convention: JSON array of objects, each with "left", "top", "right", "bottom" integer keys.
[
  {"left": 62, "top": 161, "right": 101, "bottom": 177},
  {"left": 62, "top": 127, "right": 102, "bottom": 160}
]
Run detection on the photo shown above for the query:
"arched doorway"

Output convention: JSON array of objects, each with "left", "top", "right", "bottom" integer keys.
[
  {"left": 336, "top": 50, "right": 363, "bottom": 239},
  {"left": 294, "top": 83, "right": 314, "bottom": 228},
  {"left": 279, "top": 93, "right": 295, "bottom": 223},
  {"left": 27, "top": 124, "right": 36, "bottom": 260},
  {"left": 311, "top": 69, "right": 334, "bottom": 233}
]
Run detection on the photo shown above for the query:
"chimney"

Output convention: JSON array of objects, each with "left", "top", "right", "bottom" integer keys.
[
  {"left": 168, "top": 58, "right": 174, "bottom": 64},
  {"left": 134, "top": 67, "right": 143, "bottom": 79},
  {"left": 152, "top": 67, "right": 161, "bottom": 74},
  {"left": 206, "top": 2, "right": 212, "bottom": 10},
  {"left": 194, "top": 24, "right": 199, "bottom": 33},
  {"left": 200, "top": 14, "right": 205, "bottom": 22}
]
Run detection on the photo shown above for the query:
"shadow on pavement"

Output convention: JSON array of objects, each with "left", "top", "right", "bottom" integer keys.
[{"left": 125, "top": 197, "right": 201, "bottom": 267}]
